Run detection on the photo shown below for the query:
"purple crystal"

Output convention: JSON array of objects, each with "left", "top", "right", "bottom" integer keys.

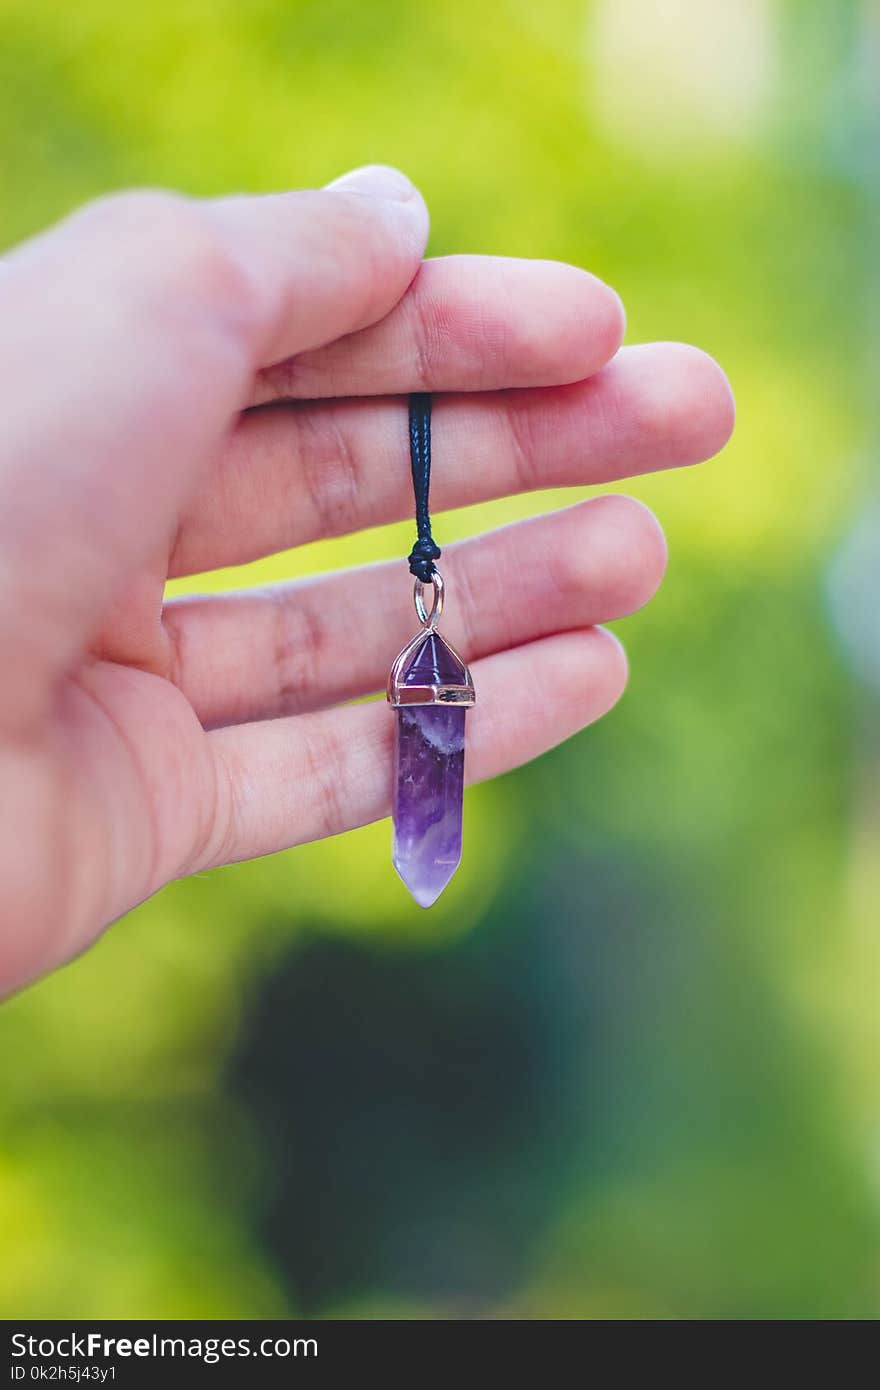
[
  {"left": 393, "top": 704, "right": 466, "bottom": 908},
  {"left": 391, "top": 631, "right": 469, "bottom": 908},
  {"left": 401, "top": 631, "right": 467, "bottom": 688}
]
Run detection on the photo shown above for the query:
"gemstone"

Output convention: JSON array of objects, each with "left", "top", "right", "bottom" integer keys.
[
  {"left": 401, "top": 630, "right": 467, "bottom": 688},
  {"left": 392, "top": 631, "right": 469, "bottom": 908},
  {"left": 393, "top": 704, "right": 466, "bottom": 908}
]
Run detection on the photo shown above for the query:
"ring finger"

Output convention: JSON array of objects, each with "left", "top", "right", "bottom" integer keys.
[{"left": 163, "top": 493, "right": 666, "bottom": 728}]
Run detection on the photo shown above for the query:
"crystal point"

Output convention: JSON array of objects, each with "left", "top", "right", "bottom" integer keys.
[
  {"left": 401, "top": 631, "right": 467, "bottom": 688},
  {"left": 393, "top": 704, "right": 466, "bottom": 907}
]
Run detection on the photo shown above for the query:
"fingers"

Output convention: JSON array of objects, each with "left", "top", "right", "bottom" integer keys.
[
  {"left": 251, "top": 255, "right": 625, "bottom": 402},
  {"left": 203, "top": 626, "right": 627, "bottom": 868},
  {"left": 172, "top": 342, "right": 734, "bottom": 575},
  {"left": 0, "top": 168, "right": 428, "bottom": 729},
  {"left": 164, "top": 495, "right": 665, "bottom": 728}
]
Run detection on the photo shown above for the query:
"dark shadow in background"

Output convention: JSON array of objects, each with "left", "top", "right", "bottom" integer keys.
[{"left": 226, "top": 836, "right": 668, "bottom": 1314}]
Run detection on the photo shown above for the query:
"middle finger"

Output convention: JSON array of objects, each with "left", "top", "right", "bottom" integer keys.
[{"left": 171, "top": 342, "right": 733, "bottom": 577}]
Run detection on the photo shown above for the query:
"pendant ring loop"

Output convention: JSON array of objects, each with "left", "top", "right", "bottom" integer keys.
[{"left": 414, "top": 571, "right": 444, "bottom": 628}]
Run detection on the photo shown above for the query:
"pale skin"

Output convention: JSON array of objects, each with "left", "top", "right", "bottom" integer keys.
[{"left": 0, "top": 164, "right": 734, "bottom": 994}]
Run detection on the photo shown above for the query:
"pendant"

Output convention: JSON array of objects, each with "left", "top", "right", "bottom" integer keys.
[{"left": 387, "top": 572, "right": 475, "bottom": 907}]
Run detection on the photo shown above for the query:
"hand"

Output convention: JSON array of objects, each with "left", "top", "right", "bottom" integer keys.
[{"left": 0, "top": 165, "right": 734, "bottom": 992}]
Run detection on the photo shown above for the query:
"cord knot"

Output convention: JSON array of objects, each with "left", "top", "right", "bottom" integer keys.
[{"left": 408, "top": 535, "right": 442, "bottom": 583}]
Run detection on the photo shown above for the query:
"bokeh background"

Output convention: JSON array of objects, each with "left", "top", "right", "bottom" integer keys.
[{"left": 1, "top": 0, "right": 878, "bottom": 1319}]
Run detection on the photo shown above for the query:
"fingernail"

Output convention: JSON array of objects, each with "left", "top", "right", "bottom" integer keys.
[{"left": 326, "top": 164, "right": 416, "bottom": 202}]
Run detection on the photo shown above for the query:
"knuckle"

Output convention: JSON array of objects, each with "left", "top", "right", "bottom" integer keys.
[
  {"left": 410, "top": 262, "right": 511, "bottom": 391},
  {"left": 77, "top": 189, "right": 256, "bottom": 338},
  {"left": 198, "top": 741, "right": 241, "bottom": 872},
  {"left": 269, "top": 587, "right": 330, "bottom": 716},
  {"left": 151, "top": 209, "right": 250, "bottom": 317},
  {"left": 300, "top": 723, "right": 346, "bottom": 841},
  {"left": 410, "top": 287, "right": 456, "bottom": 390},
  {"left": 506, "top": 393, "right": 545, "bottom": 492},
  {"left": 631, "top": 363, "right": 681, "bottom": 446},
  {"left": 298, "top": 409, "right": 362, "bottom": 540}
]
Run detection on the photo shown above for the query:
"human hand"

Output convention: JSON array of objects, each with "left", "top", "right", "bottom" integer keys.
[{"left": 0, "top": 165, "right": 733, "bottom": 993}]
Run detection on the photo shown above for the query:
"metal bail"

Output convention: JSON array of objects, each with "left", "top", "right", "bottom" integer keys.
[
  {"left": 387, "top": 570, "right": 476, "bottom": 708},
  {"left": 414, "top": 572, "right": 444, "bottom": 628}
]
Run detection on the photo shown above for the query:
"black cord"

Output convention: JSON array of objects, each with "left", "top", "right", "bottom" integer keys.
[{"left": 407, "top": 392, "right": 441, "bottom": 582}]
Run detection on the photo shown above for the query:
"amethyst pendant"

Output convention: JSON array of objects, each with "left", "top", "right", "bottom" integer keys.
[{"left": 387, "top": 575, "right": 475, "bottom": 907}]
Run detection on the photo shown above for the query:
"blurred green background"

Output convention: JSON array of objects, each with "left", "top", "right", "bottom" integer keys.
[{"left": 1, "top": 0, "right": 878, "bottom": 1319}]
